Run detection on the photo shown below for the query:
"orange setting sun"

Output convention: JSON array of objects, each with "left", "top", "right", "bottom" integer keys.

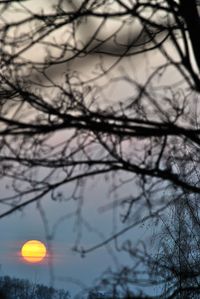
[{"left": 21, "top": 240, "right": 47, "bottom": 263}]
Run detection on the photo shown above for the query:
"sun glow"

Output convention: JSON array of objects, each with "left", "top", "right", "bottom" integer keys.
[{"left": 21, "top": 240, "right": 47, "bottom": 263}]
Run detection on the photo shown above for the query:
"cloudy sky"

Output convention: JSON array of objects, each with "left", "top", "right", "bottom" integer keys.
[{"left": 0, "top": 1, "right": 165, "bottom": 297}]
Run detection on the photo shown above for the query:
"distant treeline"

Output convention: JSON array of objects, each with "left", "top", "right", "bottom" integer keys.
[
  {"left": 0, "top": 275, "right": 145, "bottom": 299},
  {"left": 0, "top": 276, "right": 70, "bottom": 299}
]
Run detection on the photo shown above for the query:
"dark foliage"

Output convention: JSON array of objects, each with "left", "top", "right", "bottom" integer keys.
[{"left": 0, "top": 276, "right": 70, "bottom": 299}]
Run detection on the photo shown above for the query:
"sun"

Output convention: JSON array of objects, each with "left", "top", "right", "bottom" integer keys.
[{"left": 21, "top": 240, "right": 47, "bottom": 263}]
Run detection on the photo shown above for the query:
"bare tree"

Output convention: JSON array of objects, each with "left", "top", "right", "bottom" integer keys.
[{"left": 1, "top": 0, "right": 200, "bottom": 297}]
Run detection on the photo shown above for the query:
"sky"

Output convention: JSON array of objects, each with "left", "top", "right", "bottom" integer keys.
[
  {"left": 0, "top": 1, "right": 168, "bottom": 297},
  {"left": 0, "top": 174, "right": 156, "bottom": 296}
]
